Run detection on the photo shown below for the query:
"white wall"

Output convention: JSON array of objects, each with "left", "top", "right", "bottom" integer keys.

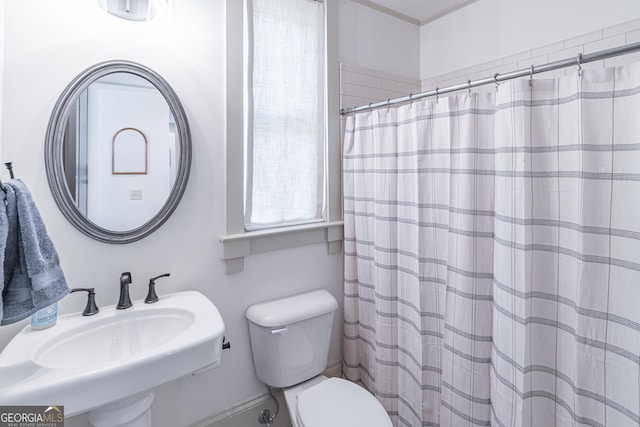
[
  {"left": 0, "top": 1, "right": 342, "bottom": 426},
  {"left": 339, "top": 0, "right": 420, "bottom": 79},
  {"left": 420, "top": 0, "right": 640, "bottom": 79}
]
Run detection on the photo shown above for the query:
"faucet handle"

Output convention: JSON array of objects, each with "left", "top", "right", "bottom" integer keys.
[
  {"left": 70, "top": 288, "right": 100, "bottom": 316},
  {"left": 145, "top": 273, "right": 171, "bottom": 304}
]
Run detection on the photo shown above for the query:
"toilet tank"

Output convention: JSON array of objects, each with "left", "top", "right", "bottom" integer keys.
[{"left": 246, "top": 289, "right": 338, "bottom": 388}]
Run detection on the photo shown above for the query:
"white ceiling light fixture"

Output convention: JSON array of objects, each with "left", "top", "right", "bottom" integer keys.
[{"left": 97, "top": 0, "right": 166, "bottom": 21}]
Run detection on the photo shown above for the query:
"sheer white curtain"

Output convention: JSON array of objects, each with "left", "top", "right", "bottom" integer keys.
[
  {"left": 343, "top": 62, "right": 640, "bottom": 427},
  {"left": 244, "top": 0, "right": 325, "bottom": 230}
]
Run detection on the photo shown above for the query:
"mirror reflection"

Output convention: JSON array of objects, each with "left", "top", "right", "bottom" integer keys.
[
  {"left": 63, "top": 72, "right": 179, "bottom": 232},
  {"left": 45, "top": 60, "right": 191, "bottom": 244}
]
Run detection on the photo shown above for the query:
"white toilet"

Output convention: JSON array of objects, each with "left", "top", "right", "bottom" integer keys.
[{"left": 246, "top": 289, "right": 392, "bottom": 427}]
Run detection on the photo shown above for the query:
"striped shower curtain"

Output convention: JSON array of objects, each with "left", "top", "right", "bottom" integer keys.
[{"left": 343, "top": 62, "right": 640, "bottom": 427}]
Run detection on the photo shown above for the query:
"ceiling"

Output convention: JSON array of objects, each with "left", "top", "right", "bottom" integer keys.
[{"left": 355, "top": 0, "right": 477, "bottom": 25}]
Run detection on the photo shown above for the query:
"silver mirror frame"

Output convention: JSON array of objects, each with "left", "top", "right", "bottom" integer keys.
[{"left": 45, "top": 60, "right": 192, "bottom": 244}]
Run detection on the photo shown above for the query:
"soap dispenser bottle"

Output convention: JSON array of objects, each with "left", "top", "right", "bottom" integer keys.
[{"left": 31, "top": 303, "right": 58, "bottom": 330}]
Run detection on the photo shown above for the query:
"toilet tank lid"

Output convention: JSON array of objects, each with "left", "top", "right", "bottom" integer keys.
[{"left": 246, "top": 289, "right": 338, "bottom": 328}]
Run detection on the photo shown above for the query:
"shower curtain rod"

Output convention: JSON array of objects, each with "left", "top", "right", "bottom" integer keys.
[{"left": 340, "top": 41, "right": 640, "bottom": 115}]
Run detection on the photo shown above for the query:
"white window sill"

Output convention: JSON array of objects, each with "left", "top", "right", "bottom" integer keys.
[{"left": 219, "top": 221, "right": 344, "bottom": 274}]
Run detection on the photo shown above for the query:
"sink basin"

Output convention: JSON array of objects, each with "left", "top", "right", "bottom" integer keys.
[
  {"left": 0, "top": 291, "right": 225, "bottom": 417},
  {"left": 34, "top": 307, "right": 194, "bottom": 370}
]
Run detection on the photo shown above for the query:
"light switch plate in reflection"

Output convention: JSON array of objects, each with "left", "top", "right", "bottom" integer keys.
[{"left": 130, "top": 190, "right": 143, "bottom": 200}]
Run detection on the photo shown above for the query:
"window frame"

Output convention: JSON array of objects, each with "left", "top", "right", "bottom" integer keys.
[{"left": 221, "top": 0, "right": 342, "bottom": 274}]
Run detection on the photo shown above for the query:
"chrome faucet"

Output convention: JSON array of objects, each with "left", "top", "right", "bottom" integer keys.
[{"left": 117, "top": 272, "right": 133, "bottom": 310}]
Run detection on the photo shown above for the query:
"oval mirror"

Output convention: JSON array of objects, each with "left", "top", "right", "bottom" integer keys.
[{"left": 45, "top": 60, "right": 191, "bottom": 244}]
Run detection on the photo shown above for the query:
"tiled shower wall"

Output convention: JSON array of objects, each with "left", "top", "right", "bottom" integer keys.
[
  {"left": 421, "top": 18, "right": 640, "bottom": 93},
  {"left": 339, "top": 63, "right": 421, "bottom": 111},
  {"left": 339, "top": 18, "right": 640, "bottom": 114}
]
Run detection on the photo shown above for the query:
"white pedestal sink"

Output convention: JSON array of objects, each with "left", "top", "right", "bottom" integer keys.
[{"left": 0, "top": 291, "right": 225, "bottom": 427}]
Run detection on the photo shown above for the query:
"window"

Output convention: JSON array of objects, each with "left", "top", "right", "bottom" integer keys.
[
  {"left": 222, "top": 0, "right": 342, "bottom": 274},
  {"left": 244, "top": 0, "right": 326, "bottom": 230}
]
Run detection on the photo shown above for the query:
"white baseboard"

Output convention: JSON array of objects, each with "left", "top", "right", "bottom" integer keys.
[{"left": 189, "top": 363, "right": 343, "bottom": 427}]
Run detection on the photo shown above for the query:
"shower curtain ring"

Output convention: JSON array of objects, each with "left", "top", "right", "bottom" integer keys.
[
  {"left": 435, "top": 88, "right": 439, "bottom": 104},
  {"left": 494, "top": 73, "right": 500, "bottom": 92},
  {"left": 387, "top": 98, "right": 391, "bottom": 112},
  {"left": 468, "top": 80, "right": 472, "bottom": 95},
  {"left": 577, "top": 53, "right": 583, "bottom": 77},
  {"left": 529, "top": 64, "right": 535, "bottom": 87}
]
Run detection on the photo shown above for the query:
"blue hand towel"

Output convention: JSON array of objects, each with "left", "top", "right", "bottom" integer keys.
[
  {"left": 1, "top": 179, "right": 70, "bottom": 325},
  {"left": 1, "top": 183, "right": 21, "bottom": 324}
]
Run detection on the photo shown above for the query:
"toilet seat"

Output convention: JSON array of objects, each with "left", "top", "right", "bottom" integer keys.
[{"left": 296, "top": 377, "right": 392, "bottom": 427}]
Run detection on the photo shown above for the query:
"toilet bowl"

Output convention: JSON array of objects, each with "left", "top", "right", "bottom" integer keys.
[
  {"left": 284, "top": 375, "right": 391, "bottom": 427},
  {"left": 246, "top": 290, "right": 392, "bottom": 427}
]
